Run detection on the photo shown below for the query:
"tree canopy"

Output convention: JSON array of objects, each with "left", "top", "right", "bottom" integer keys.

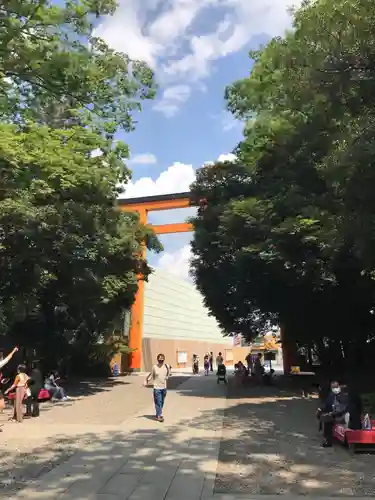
[
  {"left": 0, "top": 0, "right": 160, "bottom": 371},
  {"left": 0, "top": 0, "right": 155, "bottom": 132},
  {"left": 190, "top": 0, "right": 375, "bottom": 368}
]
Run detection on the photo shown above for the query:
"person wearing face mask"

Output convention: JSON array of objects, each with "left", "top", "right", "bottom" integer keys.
[
  {"left": 319, "top": 381, "right": 348, "bottom": 447},
  {"left": 145, "top": 354, "right": 170, "bottom": 422}
]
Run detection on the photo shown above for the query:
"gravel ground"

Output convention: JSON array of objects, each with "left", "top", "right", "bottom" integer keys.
[
  {"left": 215, "top": 380, "right": 375, "bottom": 497},
  {"left": 0, "top": 374, "right": 189, "bottom": 498}
]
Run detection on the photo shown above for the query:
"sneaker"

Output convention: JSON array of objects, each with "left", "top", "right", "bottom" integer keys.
[{"left": 62, "top": 396, "right": 70, "bottom": 402}]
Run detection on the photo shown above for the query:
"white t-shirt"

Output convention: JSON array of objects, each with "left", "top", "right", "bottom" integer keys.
[
  {"left": 151, "top": 364, "right": 170, "bottom": 389},
  {"left": 216, "top": 355, "right": 224, "bottom": 365}
]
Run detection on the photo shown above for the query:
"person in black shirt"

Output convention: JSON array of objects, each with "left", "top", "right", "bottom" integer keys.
[
  {"left": 25, "top": 361, "right": 43, "bottom": 418},
  {"left": 319, "top": 381, "right": 348, "bottom": 447}
]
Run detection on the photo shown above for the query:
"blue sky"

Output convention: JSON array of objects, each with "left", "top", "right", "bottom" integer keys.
[{"left": 94, "top": 0, "right": 300, "bottom": 279}]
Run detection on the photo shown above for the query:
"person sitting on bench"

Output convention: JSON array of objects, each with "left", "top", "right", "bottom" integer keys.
[
  {"left": 45, "top": 371, "right": 70, "bottom": 401},
  {"left": 318, "top": 381, "right": 348, "bottom": 447}
]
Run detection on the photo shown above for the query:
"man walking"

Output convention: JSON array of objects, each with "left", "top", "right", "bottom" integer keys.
[{"left": 145, "top": 353, "right": 170, "bottom": 422}]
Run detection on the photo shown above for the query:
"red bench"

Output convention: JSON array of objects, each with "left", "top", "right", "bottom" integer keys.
[
  {"left": 7, "top": 388, "right": 51, "bottom": 402},
  {"left": 333, "top": 420, "right": 375, "bottom": 453}
]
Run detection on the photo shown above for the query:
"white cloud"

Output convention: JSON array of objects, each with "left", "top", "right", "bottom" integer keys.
[
  {"left": 157, "top": 244, "right": 192, "bottom": 280},
  {"left": 217, "top": 152, "right": 237, "bottom": 162},
  {"left": 129, "top": 153, "right": 157, "bottom": 165},
  {"left": 121, "top": 162, "right": 195, "bottom": 198},
  {"left": 94, "top": 0, "right": 302, "bottom": 114},
  {"left": 203, "top": 152, "right": 237, "bottom": 167},
  {"left": 121, "top": 152, "right": 237, "bottom": 198},
  {"left": 123, "top": 151, "right": 237, "bottom": 277},
  {"left": 153, "top": 85, "right": 191, "bottom": 117}
]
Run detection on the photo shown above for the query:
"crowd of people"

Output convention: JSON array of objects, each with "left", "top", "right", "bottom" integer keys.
[
  {"left": 192, "top": 351, "right": 225, "bottom": 376},
  {"left": 0, "top": 347, "right": 71, "bottom": 426}
]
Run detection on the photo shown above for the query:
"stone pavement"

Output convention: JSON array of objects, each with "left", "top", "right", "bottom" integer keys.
[
  {"left": 8, "top": 373, "right": 227, "bottom": 500},
  {"left": 5, "top": 374, "right": 374, "bottom": 500},
  {"left": 216, "top": 382, "right": 375, "bottom": 499}
]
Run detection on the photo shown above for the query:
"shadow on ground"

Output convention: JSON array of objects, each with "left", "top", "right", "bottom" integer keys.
[
  {"left": 1, "top": 375, "right": 375, "bottom": 498},
  {"left": 64, "top": 374, "right": 190, "bottom": 397},
  {"left": 215, "top": 380, "right": 375, "bottom": 497},
  {"left": 62, "top": 377, "right": 130, "bottom": 398}
]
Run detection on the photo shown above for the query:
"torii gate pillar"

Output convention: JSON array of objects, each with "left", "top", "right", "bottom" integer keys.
[{"left": 118, "top": 192, "right": 194, "bottom": 371}]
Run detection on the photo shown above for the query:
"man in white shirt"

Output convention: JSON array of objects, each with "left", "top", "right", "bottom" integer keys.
[{"left": 145, "top": 353, "right": 170, "bottom": 422}]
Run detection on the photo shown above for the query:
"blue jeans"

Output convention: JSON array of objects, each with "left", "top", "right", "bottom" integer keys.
[
  {"left": 47, "top": 386, "right": 66, "bottom": 399},
  {"left": 153, "top": 389, "right": 167, "bottom": 417}
]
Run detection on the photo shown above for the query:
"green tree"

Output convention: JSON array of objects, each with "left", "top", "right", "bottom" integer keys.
[
  {"left": 191, "top": 0, "right": 375, "bottom": 370},
  {"left": 0, "top": 0, "right": 161, "bottom": 369},
  {"left": 0, "top": 0, "right": 155, "bottom": 132},
  {"left": 0, "top": 123, "right": 161, "bottom": 366}
]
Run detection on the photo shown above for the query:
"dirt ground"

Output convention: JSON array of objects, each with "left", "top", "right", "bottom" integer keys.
[
  {"left": 215, "top": 380, "right": 375, "bottom": 497},
  {"left": 0, "top": 374, "right": 189, "bottom": 497}
]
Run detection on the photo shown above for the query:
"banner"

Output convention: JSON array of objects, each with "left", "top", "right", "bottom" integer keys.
[{"left": 233, "top": 334, "right": 242, "bottom": 346}]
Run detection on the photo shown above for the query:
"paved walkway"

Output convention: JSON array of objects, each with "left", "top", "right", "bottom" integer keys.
[
  {"left": 9, "top": 374, "right": 227, "bottom": 500},
  {"left": 5, "top": 374, "right": 374, "bottom": 500}
]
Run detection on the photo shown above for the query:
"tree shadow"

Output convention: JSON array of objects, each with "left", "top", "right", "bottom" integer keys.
[
  {"left": 1, "top": 376, "right": 375, "bottom": 498},
  {"left": 215, "top": 384, "right": 375, "bottom": 496},
  {"left": 63, "top": 377, "right": 130, "bottom": 398}
]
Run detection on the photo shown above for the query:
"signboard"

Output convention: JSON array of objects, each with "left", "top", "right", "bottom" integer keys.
[
  {"left": 233, "top": 334, "right": 242, "bottom": 346},
  {"left": 177, "top": 351, "right": 187, "bottom": 364}
]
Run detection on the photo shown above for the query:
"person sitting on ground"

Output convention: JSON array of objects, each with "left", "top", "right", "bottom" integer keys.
[
  {"left": 4, "top": 364, "right": 30, "bottom": 423},
  {"left": 235, "top": 361, "right": 246, "bottom": 375},
  {"left": 45, "top": 371, "right": 70, "bottom": 402},
  {"left": 263, "top": 368, "right": 276, "bottom": 385},
  {"left": 318, "top": 380, "right": 348, "bottom": 448}
]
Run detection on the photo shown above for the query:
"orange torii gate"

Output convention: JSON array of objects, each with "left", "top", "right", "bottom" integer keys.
[
  {"left": 118, "top": 192, "right": 199, "bottom": 371},
  {"left": 118, "top": 192, "right": 291, "bottom": 373}
]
